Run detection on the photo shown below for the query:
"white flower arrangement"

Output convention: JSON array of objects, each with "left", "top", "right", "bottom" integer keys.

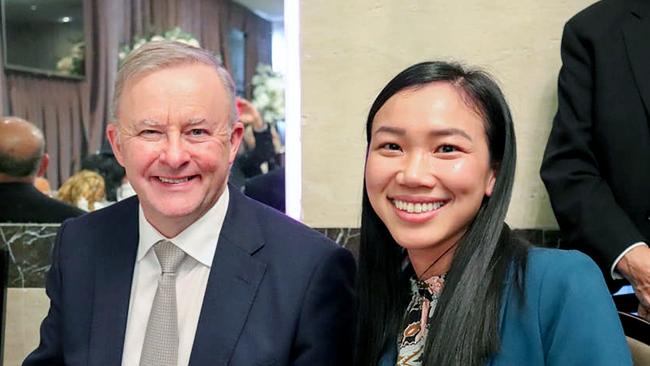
[
  {"left": 118, "top": 27, "right": 203, "bottom": 65},
  {"left": 251, "top": 64, "right": 285, "bottom": 124},
  {"left": 56, "top": 41, "right": 85, "bottom": 76}
]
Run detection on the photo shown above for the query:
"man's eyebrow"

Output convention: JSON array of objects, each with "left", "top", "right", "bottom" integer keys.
[
  {"left": 134, "top": 119, "right": 162, "bottom": 127},
  {"left": 186, "top": 118, "right": 207, "bottom": 126}
]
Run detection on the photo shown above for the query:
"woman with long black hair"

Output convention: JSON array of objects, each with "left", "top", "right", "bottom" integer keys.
[{"left": 355, "top": 61, "right": 631, "bottom": 366}]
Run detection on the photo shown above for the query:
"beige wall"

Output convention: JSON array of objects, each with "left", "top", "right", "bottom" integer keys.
[
  {"left": 300, "top": 0, "right": 596, "bottom": 229},
  {"left": 4, "top": 289, "right": 49, "bottom": 366}
]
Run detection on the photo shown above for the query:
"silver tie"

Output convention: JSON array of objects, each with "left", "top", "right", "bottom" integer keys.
[{"left": 140, "top": 240, "right": 186, "bottom": 366}]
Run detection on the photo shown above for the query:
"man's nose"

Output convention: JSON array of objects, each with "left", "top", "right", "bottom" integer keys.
[
  {"left": 159, "top": 135, "right": 190, "bottom": 169},
  {"left": 396, "top": 151, "right": 436, "bottom": 188}
]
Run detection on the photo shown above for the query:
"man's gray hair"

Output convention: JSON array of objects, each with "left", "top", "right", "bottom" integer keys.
[{"left": 112, "top": 41, "right": 237, "bottom": 125}]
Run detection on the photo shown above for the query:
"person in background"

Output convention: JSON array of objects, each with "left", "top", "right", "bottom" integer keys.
[
  {"left": 540, "top": 0, "right": 650, "bottom": 320},
  {"left": 236, "top": 98, "right": 286, "bottom": 212},
  {"left": 230, "top": 98, "right": 283, "bottom": 187},
  {"left": 115, "top": 176, "right": 137, "bottom": 201},
  {"left": 244, "top": 167, "right": 285, "bottom": 212},
  {"left": 355, "top": 61, "right": 630, "bottom": 366},
  {"left": 57, "top": 169, "right": 108, "bottom": 211},
  {"left": 24, "top": 41, "right": 356, "bottom": 366},
  {"left": 81, "top": 152, "right": 125, "bottom": 202},
  {"left": 0, "top": 116, "right": 84, "bottom": 223}
]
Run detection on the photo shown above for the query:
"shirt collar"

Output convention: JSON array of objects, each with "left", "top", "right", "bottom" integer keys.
[{"left": 137, "top": 186, "right": 230, "bottom": 267}]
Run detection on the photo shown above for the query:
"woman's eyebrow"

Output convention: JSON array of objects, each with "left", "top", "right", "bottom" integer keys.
[
  {"left": 374, "top": 125, "right": 472, "bottom": 141},
  {"left": 429, "top": 127, "right": 472, "bottom": 141},
  {"left": 373, "top": 126, "right": 405, "bottom": 136}
]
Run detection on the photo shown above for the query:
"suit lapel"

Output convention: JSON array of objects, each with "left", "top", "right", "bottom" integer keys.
[
  {"left": 88, "top": 197, "right": 140, "bottom": 365},
  {"left": 189, "top": 187, "right": 267, "bottom": 365},
  {"left": 623, "top": 2, "right": 650, "bottom": 120}
]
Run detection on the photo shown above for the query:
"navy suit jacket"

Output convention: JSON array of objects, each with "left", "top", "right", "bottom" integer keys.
[
  {"left": 378, "top": 248, "right": 631, "bottom": 365},
  {"left": 23, "top": 187, "right": 356, "bottom": 365}
]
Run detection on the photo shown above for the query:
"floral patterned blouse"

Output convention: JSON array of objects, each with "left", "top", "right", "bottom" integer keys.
[{"left": 396, "top": 274, "right": 446, "bottom": 366}]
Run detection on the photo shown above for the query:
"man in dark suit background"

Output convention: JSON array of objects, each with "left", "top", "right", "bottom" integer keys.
[
  {"left": 0, "top": 116, "right": 84, "bottom": 223},
  {"left": 541, "top": 0, "right": 650, "bottom": 319},
  {"left": 23, "top": 41, "right": 356, "bottom": 366}
]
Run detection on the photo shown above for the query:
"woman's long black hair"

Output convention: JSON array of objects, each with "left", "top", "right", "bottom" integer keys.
[{"left": 355, "top": 61, "right": 528, "bottom": 366}]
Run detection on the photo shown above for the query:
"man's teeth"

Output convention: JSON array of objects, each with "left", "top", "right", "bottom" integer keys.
[
  {"left": 393, "top": 199, "right": 445, "bottom": 213},
  {"left": 158, "top": 177, "right": 190, "bottom": 184}
]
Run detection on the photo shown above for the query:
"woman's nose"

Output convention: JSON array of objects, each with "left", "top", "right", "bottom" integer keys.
[{"left": 396, "top": 152, "right": 436, "bottom": 188}]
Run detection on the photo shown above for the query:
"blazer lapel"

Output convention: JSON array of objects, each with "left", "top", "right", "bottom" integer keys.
[
  {"left": 88, "top": 197, "right": 140, "bottom": 365},
  {"left": 189, "top": 187, "right": 267, "bottom": 365},
  {"left": 623, "top": 2, "right": 650, "bottom": 120}
]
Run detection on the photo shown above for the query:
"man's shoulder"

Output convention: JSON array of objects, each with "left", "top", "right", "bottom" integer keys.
[
  {"left": 566, "top": 0, "right": 637, "bottom": 33},
  {"left": 62, "top": 196, "right": 139, "bottom": 233},
  {"left": 233, "top": 192, "right": 341, "bottom": 255}
]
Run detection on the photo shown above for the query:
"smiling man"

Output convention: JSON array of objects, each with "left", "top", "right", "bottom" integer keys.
[{"left": 24, "top": 41, "right": 356, "bottom": 366}]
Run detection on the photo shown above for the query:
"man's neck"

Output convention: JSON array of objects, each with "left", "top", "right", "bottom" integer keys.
[{"left": 0, "top": 173, "right": 35, "bottom": 184}]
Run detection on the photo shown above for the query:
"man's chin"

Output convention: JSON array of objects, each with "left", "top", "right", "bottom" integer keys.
[
  {"left": 143, "top": 200, "right": 204, "bottom": 220},
  {"left": 155, "top": 206, "right": 201, "bottom": 219}
]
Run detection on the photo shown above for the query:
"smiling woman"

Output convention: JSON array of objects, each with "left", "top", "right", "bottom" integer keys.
[
  {"left": 365, "top": 81, "right": 496, "bottom": 274},
  {"left": 355, "top": 61, "right": 632, "bottom": 366}
]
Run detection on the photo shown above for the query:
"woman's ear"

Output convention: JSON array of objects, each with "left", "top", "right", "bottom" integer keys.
[{"left": 485, "top": 169, "right": 497, "bottom": 197}]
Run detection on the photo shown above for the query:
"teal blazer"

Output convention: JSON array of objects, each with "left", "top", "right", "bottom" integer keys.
[{"left": 379, "top": 248, "right": 632, "bottom": 365}]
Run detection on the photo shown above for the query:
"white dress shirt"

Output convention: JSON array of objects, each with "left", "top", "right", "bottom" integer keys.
[{"left": 121, "top": 187, "right": 229, "bottom": 366}]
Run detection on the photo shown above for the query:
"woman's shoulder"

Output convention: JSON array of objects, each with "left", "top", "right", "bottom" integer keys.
[
  {"left": 522, "top": 247, "right": 608, "bottom": 298},
  {"left": 497, "top": 250, "right": 631, "bottom": 364},
  {"left": 526, "top": 247, "right": 599, "bottom": 273}
]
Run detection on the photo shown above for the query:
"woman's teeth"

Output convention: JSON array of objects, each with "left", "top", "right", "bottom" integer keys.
[{"left": 392, "top": 199, "right": 446, "bottom": 213}]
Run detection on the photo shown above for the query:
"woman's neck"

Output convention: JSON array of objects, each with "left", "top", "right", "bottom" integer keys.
[{"left": 408, "top": 243, "right": 457, "bottom": 280}]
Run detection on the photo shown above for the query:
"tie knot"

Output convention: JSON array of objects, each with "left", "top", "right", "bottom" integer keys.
[{"left": 154, "top": 240, "right": 185, "bottom": 274}]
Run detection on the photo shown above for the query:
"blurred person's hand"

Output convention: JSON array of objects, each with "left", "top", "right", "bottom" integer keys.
[
  {"left": 237, "top": 98, "right": 265, "bottom": 130},
  {"left": 617, "top": 245, "right": 650, "bottom": 321}
]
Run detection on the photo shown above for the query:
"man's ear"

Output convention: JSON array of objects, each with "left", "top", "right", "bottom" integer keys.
[
  {"left": 106, "top": 123, "right": 125, "bottom": 167},
  {"left": 36, "top": 153, "right": 49, "bottom": 177},
  {"left": 228, "top": 121, "right": 245, "bottom": 164}
]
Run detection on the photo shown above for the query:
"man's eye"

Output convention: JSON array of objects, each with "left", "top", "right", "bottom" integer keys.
[
  {"left": 140, "top": 129, "right": 160, "bottom": 136},
  {"left": 437, "top": 145, "right": 457, "bottom": 153},
  {"left": 190, "top": 129, "right": 208, "bottom": 136}
]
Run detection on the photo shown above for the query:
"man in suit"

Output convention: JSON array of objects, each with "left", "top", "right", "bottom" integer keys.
[
  {"left": 541, "top": 0, "right": 650, "bottom": 319},
  {"left": 24, "top": 41, "right": 356, "bottom": 365},
  {"left": 0, "top": 116, "right": 84, "bottom": 223}
]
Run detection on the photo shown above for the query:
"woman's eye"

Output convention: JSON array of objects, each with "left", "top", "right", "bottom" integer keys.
[
  {"left": 437, "top": 144, "right": 457, "bottom": 153},
  {"left": 382, "top": 143, "right": 402, "bottom": 151}
]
